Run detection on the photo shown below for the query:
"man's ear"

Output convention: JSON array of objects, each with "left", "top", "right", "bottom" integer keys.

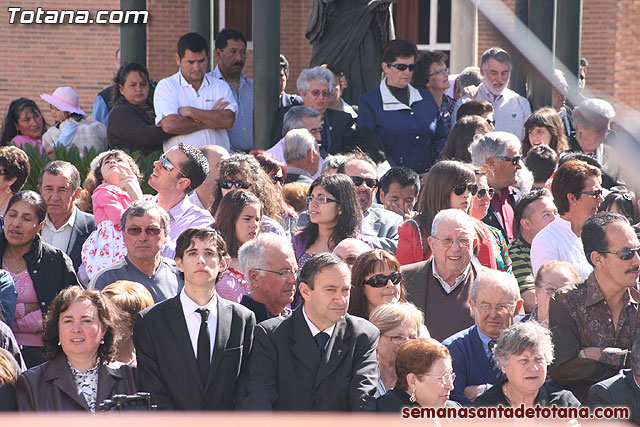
[
  {"left": 175, "top": 257, "right": 183, "bottom": 272},
  {"left": 175, "top": 53, "right": 181, "bottom": 67},
  {"left": 378, "top": 189, "right": 387, "bottom": 204},
  {"left": 520, "top": 218, "right": 531, "bottom": 232},
  {"left": 299, "top": 281, "right": 311, "bottom": 301},
  {"left": 176, "top": 177, "right": 191, "bottom": 193},
  {"left": 589, "top": 250, "right": 603, "bottom": 268},
  {"left": 486, "top": 157, "right": 496, "bottom": 169},
  {"left": 248, "top": 269, "right": 261, "bottom": 288}
]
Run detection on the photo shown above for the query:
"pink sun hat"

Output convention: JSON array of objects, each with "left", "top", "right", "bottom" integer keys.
[{"left": 40, "top": 87, "right": 86, "bottom": 115}]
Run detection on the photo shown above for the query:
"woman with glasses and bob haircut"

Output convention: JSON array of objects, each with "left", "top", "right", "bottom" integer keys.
[
  {"left": 357, "top": 39, "right": 446, "bottom": 176},
  {"left": 474, "top": 322, "right": 580, "bottom": 408},
  {"left": 291, "top": 174, "right": 364, "bottom": 270},
  {"left": 531, "top": 159, "right": 603, "bottom": 279},
  {"left": 377, "top": 338, "right": 460, "bottom": 412}
]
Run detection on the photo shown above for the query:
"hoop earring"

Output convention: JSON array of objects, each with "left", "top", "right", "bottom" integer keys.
[{"left": 409, "top": 388, "right": 417, "bottom": 403}]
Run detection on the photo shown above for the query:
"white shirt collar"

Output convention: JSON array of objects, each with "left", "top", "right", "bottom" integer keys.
[
  {"left": 432, "top": 259, "right": 472, "bottom": 294},
  {"left": 44, "top": 206, "right": 77, "bottom": 232},
  {"left": 178, "top": 70, "right": 210, "bottom": 89},
  {"left": 379, "top": 78, "right": 423, "bottom": 111},
  {"left": 180, "top": 287, "right": 218, "bottom": 320},
  {"left": 302, "top": 304, "right": 336, "bottom": 338}
]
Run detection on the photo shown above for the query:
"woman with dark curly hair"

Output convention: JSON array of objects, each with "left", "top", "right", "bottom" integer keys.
[
  {"left": 522, "top": 107, "right": 569, "bottom": 156},
  {"left": 292, "top": 174, "right": 365, "bottom": 269},
  {"left": 0, "top": 98, "right": 46, "bottom": 150},
  {"left": 0, "top": 146, "right": 30, "bottom": 215},
  {"left": 15, "top": 286, "right": 136, "bottom": 411}
]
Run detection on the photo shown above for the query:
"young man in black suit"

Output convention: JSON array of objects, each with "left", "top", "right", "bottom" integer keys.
[
  {"left": 134, "top": 227, "right": 255, "bottom": 410},
  {"left": 240, "top": 253, "right": 379, "bottom": 411}
]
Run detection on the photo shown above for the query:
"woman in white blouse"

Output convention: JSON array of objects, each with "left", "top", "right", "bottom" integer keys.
[{"left": 531, "top": 159, "right": 604, "bottom": 278}]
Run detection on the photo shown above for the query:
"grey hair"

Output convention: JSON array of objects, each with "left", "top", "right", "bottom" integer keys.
[
  {"left": 369, "top": 302, "right": 425, "bottom": 335},
  {"left": 296, "top": 66, "right": 334, "bottom": 93},
  {"left": 573, "top": 98, "right": 615, "bottom": 128},
  {"left": 283, "top": 129, "right": 316, "bottom": 163},
  {"left": 480, "top": 47, "right": 512, "bottom": 70},
  {"left": 120, "top": 199, "right": 170, "bottom": 234},
  {"left": 459, "top": 66, "right": 482, "bottom": 89},
  {"left": 469, "top": 131, "right": 521, "bottom": 166},
  {"left": 431, "top": 208, "right": 474, "bottom": 238},
  {"left": 514, "top": 165, "right": 534, "bottom": 195},
  {"left": 493, "top": 321, "right": 554, "bottom": 367},
  {"left": 38, "top": 160, "right": 81, "bottom": 190},
  {"left": 322, "top": 154, "right": 347, "bottom": 173},
  {"left": 238, "top": 233, "right": 294, "bottom": 286},
  {"left": 282, "top": 106, "right": 321, "bottom": 136},
  {"left": 469, "top": 269, "right": 520, "bottom": 302},
  {"left": 630, "top": 336, "right": 640, "bottom": 375}
]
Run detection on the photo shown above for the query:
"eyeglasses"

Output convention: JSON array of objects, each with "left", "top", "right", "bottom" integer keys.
[
  {"left": 386, "top": 62, "right": 416, "bottom": 72},
  {"left": 496, "top": 155, "right": 523, "bottom": 165},
  {"left": 474, "top": 302, "right": 516, "bottom": 315},
  {"left": 363, "top": 271, "right": 402, "bottom": 288},
  {"left": 382, "top": 334, "right": 417, "bottom": 345},
  {"left": 429, "top": 67, "right": 449, "bottom": 77},
  {"left": 221, "top": 181, "right": 251, "bottom": 190},
  {"left": 579, "top": 188, "right": 604, "bottom": 199},
  {"left": 270, "top": 173, "right": 285, "bottom": 185},
  {"left": 254, "top": 268, "right": 296, "bottom": 279},
  {"left": 453, "top": 182, "right": 478, "bottom": 196},
  {"left": 350, "top": 176, "right": 378, "bottom": 188},
  {"left": 598, "top": 247, "right": 640, "bottom": 261},
  {"left": 536, "top": 285, "right": 559, "bottom": 296},
  {"left": 308, "top": 89, "right": 331, "bottom": 98},
  {"left": 424, "top": 372, "right": 456, "bottom": 386},
  {"left": 486, "top": 118, "right": 495, "bottom": 127},
  {"left": 159, "top": 154, "right": 186, "bottom": 177},
  {"left": 476, "top": 187, "right": 495, "bottom": 199},
  {"left": 306, "top": 195, "right": 340, "bottom": 205},
  {"left": 125, "top": 226, "right": 163, "bottom": 236},
  {"left": 432, "top": 237, "right": 472, "bottom": 248},
  {"left": 221, "top": 48, "right": 247, "bottom": 57}
]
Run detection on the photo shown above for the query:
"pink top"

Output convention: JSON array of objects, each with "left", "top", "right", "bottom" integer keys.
[
  {"left": 12, "top": 135, "right": 42, "bottom": 152},
  {"left": 6, "top": 263, "right": 44, "bottom": 346},
  {"left": 92, "top": 183, "right": 133, "bottom": 226},
  {"left": 215, "top": 268, "right": 250, "bottom": 303}
]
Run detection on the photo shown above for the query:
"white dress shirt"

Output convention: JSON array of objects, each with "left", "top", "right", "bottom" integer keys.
[
  {"left": 180, "top": 288, "right": 218, "bottom": 360},
  {"left": 302, "top": 305, "right": 335, "bottom": 351},
  {"left": 41, "top": 207, "right": 77, "bottom": 251}
]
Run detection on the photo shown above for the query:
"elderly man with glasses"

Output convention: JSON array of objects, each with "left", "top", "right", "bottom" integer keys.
[{"left": 442, "top": 270, "right": 523, "bottom": 406}]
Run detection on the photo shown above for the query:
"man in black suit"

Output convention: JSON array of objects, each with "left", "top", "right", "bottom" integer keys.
[
  {"left": 38, "top": 161, "right": 95, "bottom": 272},
  {"left": 134, "top": 227, "right": 255, "bottom": 410},
  {"left": 241, "top": 253, "right": 379, "bottom": 411}
]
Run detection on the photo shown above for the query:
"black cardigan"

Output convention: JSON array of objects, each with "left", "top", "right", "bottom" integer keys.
[
  {"left": 106, "top": 100, "right": 170, "bottom": 155},
  {"left": 473, "top": 380, "right": 581, "bottom": 408}
]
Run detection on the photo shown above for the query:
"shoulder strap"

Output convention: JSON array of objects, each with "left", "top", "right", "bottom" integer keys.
[{"left": 408, "top": 219, "right": 427, "bottom": 259}]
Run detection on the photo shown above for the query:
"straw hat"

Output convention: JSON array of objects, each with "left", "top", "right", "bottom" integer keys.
[{"left": 40, "top": 87, "right": 86, "bottom": 116}]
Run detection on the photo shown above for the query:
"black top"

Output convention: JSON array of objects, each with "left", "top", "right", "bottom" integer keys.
[
  {"left": 376, "top": 387, "right": 462, "bottom": 412},
  {"left": 473, "top": 380, "right": 581, "bottom": 408}
]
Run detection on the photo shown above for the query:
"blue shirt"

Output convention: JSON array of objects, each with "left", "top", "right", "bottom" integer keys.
[
  {"left": 211, "top": 66, "right": 254, "bottom": 152},
  {"left": 476, "top": 329, "right": 494, "bottom": 359}
]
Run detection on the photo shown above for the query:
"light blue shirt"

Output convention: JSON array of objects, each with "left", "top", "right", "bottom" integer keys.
[
  {"left": 476, "top": 329, "right": 494, "bottom": 359},
  {"left": 211, "top": 66, "right": 254, "bottom": 152}
]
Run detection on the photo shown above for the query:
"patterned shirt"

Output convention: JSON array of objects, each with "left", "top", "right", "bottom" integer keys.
[
  {"left": 508, "top": 236, "right": 535, "bottom": 293},
  {"left": 440, "top": 93, "right": 456, "bottom": 135},
  {"left": 68, "top": 360, "right": 100, "bottom": 412}
]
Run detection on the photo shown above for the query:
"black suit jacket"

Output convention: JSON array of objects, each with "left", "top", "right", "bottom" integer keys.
[
  {"left": 240, "top": 306, "right": 379, "bottom": 411},
  {"left": 67, "top": 209, "right": 96, "bottom": 272},
  {"left": 588, "top": 369, "right": 640, "bottom": 425},
  {"left": 134, "top": 294, "right": 255, "bottom": 410}
]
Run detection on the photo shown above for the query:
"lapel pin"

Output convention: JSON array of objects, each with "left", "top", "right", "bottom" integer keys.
[{"left": 337, "top": 349, "right": 342, "bottom": 356}]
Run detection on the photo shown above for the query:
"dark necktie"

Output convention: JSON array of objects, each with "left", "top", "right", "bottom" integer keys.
[
  {"left": 314, "top": 332, "right": 330, "bottom": 358},
  {"left": 487, "top": 339, "right": 505, "bottom": 382},
  {"left": 196, "top": 308, "right": 211, "bottom": 381}
]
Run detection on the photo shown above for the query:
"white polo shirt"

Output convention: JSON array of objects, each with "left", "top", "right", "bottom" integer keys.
[{"left": 154, "top": 70, "right": 238, "bottom": 152}]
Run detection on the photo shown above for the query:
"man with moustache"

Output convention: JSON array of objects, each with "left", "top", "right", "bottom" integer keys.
[
  {"left": 550, "top": 212, "right": 640, "bottom": 403},
  {"left": 240, "top": 253, "right": 379, "bottom": 411},
  {"left": 453, "top": 48, "right": 531, "bottom": 140}
]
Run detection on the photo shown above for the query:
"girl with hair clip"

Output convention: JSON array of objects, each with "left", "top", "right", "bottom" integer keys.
[
  {"left": 80, "top": 150, "right": 144, "bottom": 283},
  {"left": 213, "top": 189, "right": 262, "bottom": 303}
]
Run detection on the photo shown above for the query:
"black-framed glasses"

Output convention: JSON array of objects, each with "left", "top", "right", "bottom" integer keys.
[
  {"left": 254, "top": 268, "right": 296, "bottom": 279},
  {"left": 598, "top": 247, "right": 640, "bottom": 261},
  {"left": 579, "top": 188, "right": 604, "bottom": 199},
  {"left": 486, "top": 118, "right": 495, "bottom": 127},
  {"left": 306, "top": 195, "right": 339, "bottom": 205},
  {"left": 497, "top": 155, "right": 523, "bottom": 165},
  {"left": 453, "top": 182, "right": 478, "bottom": 196},
  {"left": 125, "top": 226, "right": 163, "bottom": 236},
  {"left": 270, "top": 173, "right": 285, "bottom": 185},
  {"left": 221, "top": 180, "right": 251, "bottom": 190},
  {"left": 350, "top": 176, "right": 378, "bottom": 188},
  {"left": 476, "top": 187, "right": 495, "bottom": 199},
  {"left": 386, "top": 62, "right": 416, "bottom": 72},
  {"left": 159, "top": 154, "right": 186, "bottom": 177},
  {"left": 363, "top": 271, "right": 402, "bottom": 288}
]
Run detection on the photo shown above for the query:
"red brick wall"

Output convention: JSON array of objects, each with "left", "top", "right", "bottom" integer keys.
[{"left": 147, "top": 0, "right": 189, "bottom": 84}]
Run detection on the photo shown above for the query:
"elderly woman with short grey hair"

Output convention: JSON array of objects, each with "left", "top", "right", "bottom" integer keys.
[{"left": 473, "top": 322, "right": 580, "bottom": 408}]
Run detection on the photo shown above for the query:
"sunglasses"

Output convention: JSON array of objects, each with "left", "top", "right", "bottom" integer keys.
[
  {"left": 159, "top": 154, "right": 185, "bottom": 177},
  {"left": 221, "top": 181, "right": 251, "bottom": 190},
  {"left": 476, "top": 187, "right": 495, "bottom": 199},
  {"left": 350, "top": 176, "right": 378, "bottom": 189},
  {"left": 270, "top": 173, "right": 285, "bottom": 185},
  {"left": 598, "top": 247, "right": 640, "bottom": 261},
  {"left": 125, "top": 226, "right": 162, "bottom": 236},
  {"left": 579, "top": 188, "right": 604, "bottom": 199},
  {"left": 497, "top": 155, "right": 523, "bottom": 165},
  {"left": 309, "top": 89, "right": 331, "bottom": 98},
  {"left": 306, "top": 195, "right": 339, "bottom": 205},
  {"left": 386, "top": 62, "right": 416, "bottom": 72},
  {"left": 363, "top": 271, "right": 402, "bottom": 287},
  {"left": 453, "top": 182, "right": 478, "bottom": 196}
]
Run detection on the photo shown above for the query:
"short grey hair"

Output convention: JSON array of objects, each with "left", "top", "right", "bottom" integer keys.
[
  {"left": 573, "top": 98, "right": 615, "bottom": 128},
  {"left": 238, "top": 234, "right": 294, "bottom": 286},
  {"left": 38, "top": 160, "right": 81, "bottom": 190},
  {"left": 470, "top": 270, "right": 520, "bottom": 302},
  {"left": 369, "top": 302, "right": 425, "bottom": 335},
  {"left": 480, "top": 47, "right": 512, "bottom": 70},
  {"left": 431, "top": 208, "right": 474, "bottom": 238},
  {"left": 282, "top": 106, "right": 321, "bottom": 136},
  {"left": 469, "top": 131, "right": 521, "bottom": 166},
  {"left": 493, "top": 322, "right": 554, "bottom": 367},
  {"left": 630, "top": 336, "right": 640, "bottom": 375},
  {"left": 322, "top": 154, "right": 347, "bottom": 173},
  {"left": 297, "top": 66, "right": 334, "bottom": 93},
  {"left": 283, "top": 129, "right": 316, "bottom": 163},
  {"left": 120, "top": 199, "right": 170, "bottom": 234}
]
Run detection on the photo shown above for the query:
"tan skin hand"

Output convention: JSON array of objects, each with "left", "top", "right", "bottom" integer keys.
[
  {"left": 582, "top": 347, "right": 602, "bottom": 361},
  {"left": 24, "top": 302, "right": 41, "bottom": 315},
  {"left": 178, "top": 98, "right": 230, "bottom": 124},
  {"left": 388, "top": 199, "right": 415, "bottom": 221},
  {"left": 117, "top": 165, "right": 143, "bottom": 201}
]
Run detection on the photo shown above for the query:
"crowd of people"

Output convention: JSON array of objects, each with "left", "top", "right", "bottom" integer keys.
[{"left": 0, "top": 28, "right": 638, "bottom": 423}]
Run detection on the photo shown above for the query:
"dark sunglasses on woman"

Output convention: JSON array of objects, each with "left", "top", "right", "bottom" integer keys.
[
  {"left": 363, "top": 271, "right": 402, "bottom": 287},
  {"left": 453, "top": 182, "right": 478, "bottom": 196},
  {"left": 221, "top": 181, "right": 251, "bottom": 190},
  {"left": 270, "top": 174, "right": 285, "bottom": 185}
]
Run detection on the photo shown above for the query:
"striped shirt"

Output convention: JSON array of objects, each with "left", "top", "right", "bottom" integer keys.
[{"left": 508, "top": 236, "right": 535, "bottom": 293}]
